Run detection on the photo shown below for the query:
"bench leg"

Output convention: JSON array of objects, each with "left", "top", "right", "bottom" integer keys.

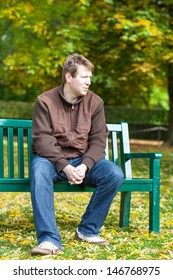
[
  {"left": 149, "top": 186, "right": 160, "bottom": 233},
  {"left": 119, "top": 192, "right": 131, "bottom": 227},
  {"left": 149, "top": 158, "right": 160, "bottom": 233}
]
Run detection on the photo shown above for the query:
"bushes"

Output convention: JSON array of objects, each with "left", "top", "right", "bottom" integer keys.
[
  {"left": 0, "top": 100, "right": 169, "bottom": 126},
  {"left": 0, "top": 100, "right": 34, "bottom": 119},
  {"left": 104, "top": 106, "right": 169, "bottom": 126}
]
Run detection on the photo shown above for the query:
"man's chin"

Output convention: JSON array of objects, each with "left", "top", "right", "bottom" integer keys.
[{"left": 80, "top": 90, "right": 88, "bottom": 96}]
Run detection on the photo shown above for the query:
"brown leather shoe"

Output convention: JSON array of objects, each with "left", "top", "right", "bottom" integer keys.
[{"left": 31, "top": 247, "right": 61, "bottom": 256}]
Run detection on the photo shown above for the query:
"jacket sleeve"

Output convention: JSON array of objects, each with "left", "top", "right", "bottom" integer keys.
[
  {"left": 32, "top": 96, "right": 69, "bottom": 172},
  {"left": 81, "top": 100, "right": 109, "bottom": 170}
]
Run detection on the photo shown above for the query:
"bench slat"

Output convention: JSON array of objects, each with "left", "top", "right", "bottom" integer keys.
[
  {"left": 0, "top": 178, "right": 153, "bottom": 192},
  {"left": 7, "top": 127, "right": 14, "bottom": 178},
  {"left": 112, "top": 131, "right": 118, "bottom": 165},
  {"left": 18, "top": 128, "right": 24, "bottom": 178},
  {"left": 27, "top": 127, "right": 33, "bottom": 177},
  {"left": 0, "top": 127, "right": 4, "bottom": 178}
]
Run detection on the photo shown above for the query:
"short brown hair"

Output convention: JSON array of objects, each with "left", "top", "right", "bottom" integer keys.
[{"left": 62, "top": 53, "right": 94, "bottom": 83}]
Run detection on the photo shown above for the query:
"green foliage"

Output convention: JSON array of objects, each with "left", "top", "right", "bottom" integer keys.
[
  {"left": 1, "top": 0, "right": 173, "bottom": 142},
  {"left": 0, "top": 0, "right": 172, "bottom": 108},
  {"left": 0, "top": 100, "right": 34, "bottom": 119},
  {"left": 150, "top": 85, "right": 169, "bottom": 110},
  {"left": 0, "top": 144, "right": 172, "bottom": 260}
]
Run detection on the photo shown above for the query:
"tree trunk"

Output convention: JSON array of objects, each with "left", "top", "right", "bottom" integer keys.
[
  {"left": 165, "top": 65, "right": 173, "bottom": 146},
  {"left": 164, "top": 4, "right": 173, "bottom": 146}
]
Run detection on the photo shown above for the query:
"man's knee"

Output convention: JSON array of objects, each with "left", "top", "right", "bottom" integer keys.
[
  {"left": 30, "top": 156, "right": 54, "bottom": 178},
  {"left": 105, "top": 160, "right": 124, "bottom": 184},
  {"left": 91, "top": 159, "right": 124, "bottom": 185}
]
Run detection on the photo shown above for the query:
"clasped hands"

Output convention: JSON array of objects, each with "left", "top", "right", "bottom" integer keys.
[{"left": 63, "top": 163, "right": 88, "bottom": 185}]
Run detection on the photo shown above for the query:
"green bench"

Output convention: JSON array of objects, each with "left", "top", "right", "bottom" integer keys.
[{"left": 0, "top": 118, "right": 162, "bottom": 233}]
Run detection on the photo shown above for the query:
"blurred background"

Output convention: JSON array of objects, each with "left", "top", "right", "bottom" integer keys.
[{"left": 0, "top": 0, "right": 173, "bottom": 144}]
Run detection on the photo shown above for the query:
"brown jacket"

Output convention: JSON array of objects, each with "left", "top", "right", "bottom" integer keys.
[{"left": 32, "top": 84, "right": 108, "bottom": 172}]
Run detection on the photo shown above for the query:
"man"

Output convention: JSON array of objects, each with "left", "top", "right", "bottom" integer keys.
[{"left": 30, "top": 53, "right": 124, "bottom": 256}]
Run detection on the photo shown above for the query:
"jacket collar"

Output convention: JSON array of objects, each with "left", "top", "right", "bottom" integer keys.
[{"left": 57, "top": 84, "right": 85, "bottom": 108}]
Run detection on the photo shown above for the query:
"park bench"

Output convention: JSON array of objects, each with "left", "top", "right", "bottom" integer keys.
[{"left": 0, "top": 118, "right": 162, "bottom": 233}]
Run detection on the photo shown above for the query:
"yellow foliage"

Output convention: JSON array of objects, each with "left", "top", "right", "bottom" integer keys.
[
  {"left": 134, "top": 18, "right": 152, "bottom": 27},
  {"left": 162, "top": 53, "right": 173, "bottom": 61},
  {"left": 134, "top": 44, "right": 141, "bottom": 50},
  {"left": 168, "top": 35, "right": 173, "bottom": 41},
  {"left": 21, "top": 239, "right": 31, "bottom": 245},
  {"left": 114, "top": 23, "right": 123, "bottom": 30},
  {"left": 150, "top": 26, "right": 162, "bottom": 36},
  {"left": 114, "top": 13, "right": 125, "bottom": 21},
  {"left": 131, "top": 62, "right": 153, "bottom": 73},
  {"left": 133, "top": 19, "right": 162, "bottom": 37},
  {"left": 33, "top": 21, "right": 47, "bottom": 37},
  {"left": 120, "top": 18, "right": 132, "bottom": 26}
]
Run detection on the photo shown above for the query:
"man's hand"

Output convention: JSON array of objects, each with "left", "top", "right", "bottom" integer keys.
[
  {"left": 63, "top": 164, "right": 87, "bottom": 185},
  {"left": 75, "top": 164, "right": 87, "bottom": 178}
]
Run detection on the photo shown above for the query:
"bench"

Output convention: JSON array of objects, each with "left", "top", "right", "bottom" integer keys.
[{"left": 0, "top": 118, "right": 162, "bottom": 233}]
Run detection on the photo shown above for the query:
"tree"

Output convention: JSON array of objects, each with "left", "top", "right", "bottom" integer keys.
[
  {"left": 166, "top": 2, "right": 173, "bottom": 145},
  {"left": 1, "top": 0, "right": 173, "bottom": 143},
  {"left": 0, "top": 0, "right": 92, "bottom": 100}
]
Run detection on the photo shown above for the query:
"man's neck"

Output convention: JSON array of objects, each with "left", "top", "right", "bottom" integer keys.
[{"left": 63, "top": 84, "right": 78, "bottom": 103}]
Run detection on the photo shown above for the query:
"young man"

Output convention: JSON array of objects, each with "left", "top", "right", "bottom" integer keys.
[{"left": 30, "top": 53, "right": 124, "bottom": 256}]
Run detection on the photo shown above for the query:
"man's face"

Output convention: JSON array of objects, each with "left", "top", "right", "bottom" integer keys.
[{"left": 67, "top": 64, "right": 92, "bottom": 98}]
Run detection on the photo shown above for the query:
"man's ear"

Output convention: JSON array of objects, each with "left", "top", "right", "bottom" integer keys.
[{"left": 65, "top": 72, "right": 72, "bottom": 83}]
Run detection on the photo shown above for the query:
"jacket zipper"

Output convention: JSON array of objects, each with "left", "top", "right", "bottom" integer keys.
[{"left": 69, "top": 104, "right": 75, "bottom": 145}]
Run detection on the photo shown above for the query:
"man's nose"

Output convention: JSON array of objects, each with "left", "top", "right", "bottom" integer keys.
[{"left": 86, "top": 77, "right": 91, "bottom": 85}]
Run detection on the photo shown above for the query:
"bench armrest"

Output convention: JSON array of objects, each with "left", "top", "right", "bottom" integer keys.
[
  {"left": 122, "top": 152, "right": 162, "bottom": 180},
  {"left": 124, "top": 152, "right": 162, "bottom": 159}
]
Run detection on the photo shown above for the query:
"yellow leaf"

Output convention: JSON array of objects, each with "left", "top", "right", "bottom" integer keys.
[
  {"left": 134, "top": 44, "right": 141, "bottom": 50},
  {"left": 134, "top": 19, "right": 152, "bottom": 27}
]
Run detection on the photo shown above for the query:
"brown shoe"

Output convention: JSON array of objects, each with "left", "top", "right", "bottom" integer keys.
[{"left": 31, "top": 247, "right": 61, "bottom": 256}]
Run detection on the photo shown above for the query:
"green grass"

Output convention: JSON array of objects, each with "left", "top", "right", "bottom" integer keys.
[{"left": 0, "top": 143, "right": 173, "bottom": 260}]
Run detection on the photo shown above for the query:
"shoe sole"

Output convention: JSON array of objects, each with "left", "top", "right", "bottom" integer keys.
[{"left": 31, "top": 247, "right": 61, "bottom": 256}]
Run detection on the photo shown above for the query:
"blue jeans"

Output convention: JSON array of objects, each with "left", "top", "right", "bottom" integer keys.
[{"left": 30, "top": 156, "right": 124, "bottom": 250}]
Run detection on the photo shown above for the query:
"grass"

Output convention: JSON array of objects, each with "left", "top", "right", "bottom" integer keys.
[{"left": 0, "top": 143, "right": 173, "bottom": 260}]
